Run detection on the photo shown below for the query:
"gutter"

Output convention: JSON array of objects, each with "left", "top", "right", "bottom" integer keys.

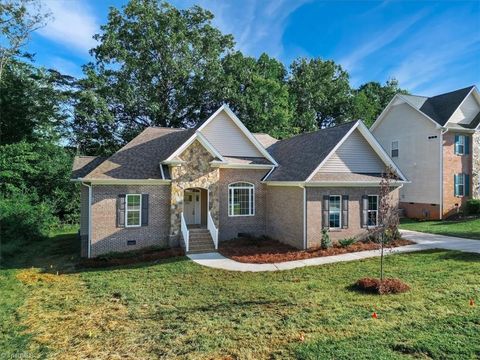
[{"left": 82, "top": 182, "right": 92, "bottom": 258}]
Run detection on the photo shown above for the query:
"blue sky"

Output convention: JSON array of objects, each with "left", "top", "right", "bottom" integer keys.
[{"left": 28, "top": 0, "right": 480, "bottom": 96}]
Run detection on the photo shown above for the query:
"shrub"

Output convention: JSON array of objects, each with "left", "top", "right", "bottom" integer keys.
[
  {"left": 465, "top": 199, "right": 480, "bottom": 215},
  {"left": 354, "top": 277, "right": 410, "bottom": 295},
  {"left": 321, "top": 228, "right": 332, "bottom": 249},
  {"left": 338, "top": 237, "right": 356, "bottom": 248},
  {"left": 0, "top": 193, "right": 57, "bottom": 260}
]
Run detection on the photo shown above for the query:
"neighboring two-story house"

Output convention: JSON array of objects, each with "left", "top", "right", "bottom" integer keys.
[
  {"left": 72, "top": 105, "right": 406, "bottom": 257},
  {"left": 371, "top": 86, "right": 480, "bottom": 220}
]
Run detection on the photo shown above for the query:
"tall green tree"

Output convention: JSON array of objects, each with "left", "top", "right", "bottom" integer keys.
[
  {"left": 0, "top": 0, "right": 50, "bottom": 80},
  {"left": 0, "top": 60, "right": 72, "bottom": 144},
  {"left": 350, "top": 79, "right": 408, "bottom": 127},
  {"left": 73, "top": 0, "right": 234, "bottom": 155},
  {"left": 288, "top": 58, "right": 352, "bottom": 132},
  {"left": 221, "top": 52, "right": 293, "bottom": 138}
]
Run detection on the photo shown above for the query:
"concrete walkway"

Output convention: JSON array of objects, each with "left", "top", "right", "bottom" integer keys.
[{"left": 187, "top": 230, "right": 480, "bottom": 272}]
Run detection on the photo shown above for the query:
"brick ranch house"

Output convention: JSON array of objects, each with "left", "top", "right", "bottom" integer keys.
[
  {"left": 371, "top": 86, "right": 480, "bottom": 220},
  {"left": 72, "top": 105, "right": 407, "bottom": 257}
]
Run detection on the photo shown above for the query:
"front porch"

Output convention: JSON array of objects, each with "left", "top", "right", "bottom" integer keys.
[{"left": 180, "top": 187, "right": 218, "bottom": 253}]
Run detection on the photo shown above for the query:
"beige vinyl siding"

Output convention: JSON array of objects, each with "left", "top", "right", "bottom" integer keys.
[
  {"left": 317, "top": 129, "right": 385, "bottom": 173},
  {"left": 449, "top": 93, "right": 480, "bottom": 125},
  {"left": 372, "top": 102, "right": 442, "bottom": 204},
  {"left": 200, "top": 110, "right": 264, "bottom": 157},
  {"left": 400, "top": 94, "right": 428, "bottom": 109}
]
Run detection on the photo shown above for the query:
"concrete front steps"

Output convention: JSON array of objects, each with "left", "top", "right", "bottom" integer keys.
[{"left": 187, "top": 228, "right": 216, "bottom": 254}]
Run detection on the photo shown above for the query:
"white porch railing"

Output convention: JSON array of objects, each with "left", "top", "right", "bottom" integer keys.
[
  {"left": 181, "top": 212, "right": 189, "bottom": 252},
  {"left": 207, "top": 210, "right": 218, "bottom": 250}
]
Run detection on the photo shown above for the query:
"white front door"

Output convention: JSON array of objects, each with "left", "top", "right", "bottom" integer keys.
[{"left": 184, "top": 190, "right": 201, "bottom": 225}]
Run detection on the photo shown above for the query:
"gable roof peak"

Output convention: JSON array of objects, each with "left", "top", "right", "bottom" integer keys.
[{"left": 419, "top": 85, "right": 476, "bottom": 126}]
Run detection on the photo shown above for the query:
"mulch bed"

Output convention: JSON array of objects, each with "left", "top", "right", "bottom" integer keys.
[
  {"left": 77, "top": 247, "right": 184, "bottom": 269},
  {"left": 354, "top": 277, "right": 410, "bottom": 294},
  {"left": 219, "top": 237, "right": 415, "bottom": 264},
  {"left": 444, "top": 213, "right": 480, "bottom": 221}
]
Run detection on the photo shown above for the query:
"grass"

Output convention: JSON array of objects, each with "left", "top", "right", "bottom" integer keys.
[
  {"left": 1, "top": 228, "right": 479, "bottom": 359},
  {"left": 400, "top": 217, "right": 480, "bottom": 240}
]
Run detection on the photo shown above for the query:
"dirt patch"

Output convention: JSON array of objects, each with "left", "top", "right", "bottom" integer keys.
[
  {"left": 77, "top": 247, "right": 184, "bottom": 269},
  {"left": 16, "top": 269, "right": 75, "bottom": 285},
  {"left": 354, "top": 277, "right": 410, "bottom": 294},
  {"left": 18, "top": 269, "right": 149, "bottom": 359},
  {"left": 219, "top": 238, "right": 414, "bottom": 264}
]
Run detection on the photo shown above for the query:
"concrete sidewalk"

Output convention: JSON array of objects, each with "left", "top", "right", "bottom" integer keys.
[
  {"left": 400, "top": 229, "right": 480, "bottom": 254},
  {"left": 187, "top": 230, "right": 480, "bottom": 272}
]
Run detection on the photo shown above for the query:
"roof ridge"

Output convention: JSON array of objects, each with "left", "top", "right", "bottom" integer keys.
[
  {"left": 427, "top": 85, "right": 475, "bottom": 99},
  {"left": 148, "top": 126, "right": 187, "bottom": 131},
  {"left": 275, "top": 120, "right": 357, "bottom": 144}
]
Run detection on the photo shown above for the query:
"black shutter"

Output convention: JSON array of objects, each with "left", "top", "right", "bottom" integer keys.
[
  {"left": 141, "top": 194, "right": 149, "bottom": 226},
  {"left": 342, "top": 195, "right": 349, "bottom": 229},
  {"left": 361, "top": 195, "right": 369, "bottom": 228},
  {"left": 322, "top": 195, "right": 330, "bottom": 229},
  {"left": 117, "top": 194, "right": 126, "bottom": 227}
]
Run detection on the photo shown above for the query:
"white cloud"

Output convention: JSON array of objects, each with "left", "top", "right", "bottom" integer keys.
[
  {"left": 173, "top": 0, "right": 310, "bottom": 59},
  {"left": 37, "top": 0, "right": 99, "bottom": 55},
  {"left": 388, "top": 11, "right": 480, "bottom": 94},
  {"left": 339, "top": 9, "right": 428, "bottom": 72},
  {"left": 48, "top": 56, "right": 83, "bottom": 78}
]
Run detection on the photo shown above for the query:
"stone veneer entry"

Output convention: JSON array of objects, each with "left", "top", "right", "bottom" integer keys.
[{"left": 169, "top": 140, "right": 220, "bottom": 242}]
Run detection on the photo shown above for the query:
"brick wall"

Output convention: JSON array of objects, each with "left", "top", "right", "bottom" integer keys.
[
  {"left": 306, "top": 187, "right": 399, "bottom": 247},
  {"left": 90, "top": 185, "right": 170, "bottom": 257},
  {"left": 218, "top": 168, "right": 269, "bottom": 241},
  {"left": 80, "top": 185, "right": 89, "bottom": 257},
  {"left": 442, "top": 131, "right": 472, "bottom": 217},
  {"left": 400, "top": 201, "right": 440, "bottom": 220},
  {"left": 266, "top": 186, "right": 304, "bottom": 248}
]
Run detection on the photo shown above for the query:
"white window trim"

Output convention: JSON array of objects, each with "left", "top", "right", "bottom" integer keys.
[
  {"left": 125, "top": 194, "right": 142, "bottom": 227},
  {"left": 367, "top": 195, "right": 379, "bottom": 228},
  {"left": 228, "top": 182, "right": 255, "bottom": 217},
  {"left": 455, "top": 173, "right": 465, "bottom": 197},
  {"left": 455, "top": 135, "right": 465, "bottom": 155},
  {"left": 328, "top": 195, "right": 342, "bottom": 229}
]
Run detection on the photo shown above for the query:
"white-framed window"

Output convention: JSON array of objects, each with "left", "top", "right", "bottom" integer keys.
[
  {"left": 454, "top": 134, "right": 465, "bottom": 155},
  {"left": 228, "top": 182, "right": 254, "bottom": 216},
  {"left": 126, "top": 194, "right": 142, "bottom": 227},
  {"left": 367, "top": 195, "right": 378, "bottom": 227},
  {"left": 391, "top": 141, "right": 399, "bottom": 158},
  {"left": 329, "top": 195, "right": 341, "bottom": 228},
  {"left": 454, "top": 173, "right": 465, "bottom": 197}
]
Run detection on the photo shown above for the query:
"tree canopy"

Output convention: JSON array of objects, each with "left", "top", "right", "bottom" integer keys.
[
  {"left": 0, "top": 0, "right": 410, "bottom": 252},
  {"left": 71, "top": 0, "right": 408, "bottom": 155}
]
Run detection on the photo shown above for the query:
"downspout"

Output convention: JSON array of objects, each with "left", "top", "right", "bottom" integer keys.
[
  {"left": 82, "top": 182, "right": 92, "bottom": 258},
  {"left": 439, "top": 128, "right": 448, "bottom": 220},
  {"left": 302, "top": 186, "right": 307, "bottom": 250}
]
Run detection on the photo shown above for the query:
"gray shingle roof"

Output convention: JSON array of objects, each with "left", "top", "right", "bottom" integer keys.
[
  {"left": 419, "top": 86, "right": 475, "bottom": 126},
  {"left": 72, "top": 156, "right": 107, "bottom": 179},
  {"left": 223, "top": 156, "right": 273, "bottom": 165},
  {"left": 312, "top": 172, "right": 400, "bottom": 182},
  {"left": 82, "top": 127, "right": 194, "bottom": 180},
  {"left": 265, "top": 121, "right": 357, "bottom": 182}
]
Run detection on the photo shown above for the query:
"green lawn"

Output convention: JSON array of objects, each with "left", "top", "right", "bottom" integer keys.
[
  {"left": 400, "top": 218, "right": 480, "bottom": 240},
  {"left": 1, "top": 228, "right": 479, "bottom": 359}
]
